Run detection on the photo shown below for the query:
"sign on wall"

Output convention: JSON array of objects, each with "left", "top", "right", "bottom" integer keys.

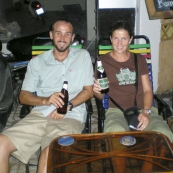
[
  {"left": 145, "top": 0, "right": 173, "bottom": 19},
  {"left": 153, "top": 0, "right": 173, "bottom": 12}
]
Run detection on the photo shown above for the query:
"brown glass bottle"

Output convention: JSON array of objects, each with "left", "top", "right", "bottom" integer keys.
[
  {"left": 97, "top": 60, "right": 109, "bottom": 93},
  {"left": 57, "top": 81, "right": 69, "bottom": 114}
]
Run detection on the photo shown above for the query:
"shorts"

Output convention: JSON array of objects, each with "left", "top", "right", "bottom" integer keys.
[
  {"left": 104, "top": 107, "right": 173, "bottom": 142},
  {"left": 2, "top": 110, "right": 84, "bottom": 164}
]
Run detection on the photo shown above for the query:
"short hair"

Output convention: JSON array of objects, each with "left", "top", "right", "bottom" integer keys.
[
  {"left": 49, "top": 19, "right": 74, "bottom": 33},
  {"left": 109, "top": 21, "right": 133, "bottom": 38}
]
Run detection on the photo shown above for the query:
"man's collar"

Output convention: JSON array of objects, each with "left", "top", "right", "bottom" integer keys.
[{"left": 50, "top": 48, "right": 75, "bottom": 64}]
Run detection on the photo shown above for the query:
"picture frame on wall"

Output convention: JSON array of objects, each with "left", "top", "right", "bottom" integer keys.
[{"left": 145, "top": 0, "right": 173, "bottom": 20}]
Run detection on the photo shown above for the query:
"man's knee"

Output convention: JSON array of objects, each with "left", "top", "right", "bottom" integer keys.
[{"left": 0, "top": 134, "right": 16, "bottom": 154}]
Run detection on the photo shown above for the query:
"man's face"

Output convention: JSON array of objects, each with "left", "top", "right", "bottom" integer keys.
[{"left": 50, "top": 21, "right": 75, "bottom": 52}]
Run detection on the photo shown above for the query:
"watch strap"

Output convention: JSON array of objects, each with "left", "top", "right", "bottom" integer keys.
[{"left": 68, "top": 101, "right": 73, "bottom": 111}]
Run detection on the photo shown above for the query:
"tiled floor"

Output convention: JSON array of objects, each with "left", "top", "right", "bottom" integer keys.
[{"left": 4, "top": 98, "right": 98, "bottom": 173}]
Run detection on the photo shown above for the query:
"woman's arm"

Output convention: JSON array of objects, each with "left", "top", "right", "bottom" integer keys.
[
  {"left": 138, "top": 73, "right": 153, "bottom": 130},
  {"left": 142, "top": 74, "right": 153, "bottom": 110}
]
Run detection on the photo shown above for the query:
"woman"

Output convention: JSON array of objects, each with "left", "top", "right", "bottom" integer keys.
[{"left": 93, "top": 21, "right": 173, "bottom": 142}]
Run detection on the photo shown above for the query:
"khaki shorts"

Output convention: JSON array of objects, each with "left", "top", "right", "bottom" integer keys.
[
  {"left": 104, "top": 107, "right": 173, "bottom": 142},
  {"left": 2, "top": 110, "right": 84, "bottom": 164}
]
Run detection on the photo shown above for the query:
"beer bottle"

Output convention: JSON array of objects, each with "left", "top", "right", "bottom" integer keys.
[
  {"left": 57, "top": 81, "right": 69, "bottom": 114},
  {"left": 97, "top": 60, "right": 109, "bottom": 93}
]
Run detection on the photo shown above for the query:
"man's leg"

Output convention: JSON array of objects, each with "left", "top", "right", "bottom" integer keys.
[
  {"left": 0, "top": 134, "right": 17, "bottom": 173},
  {"left": 37, "top": 146, "right": 49, "bottom": 173},
  {"left": 38, "top": 118, "right": 84, "bottom": 173}
]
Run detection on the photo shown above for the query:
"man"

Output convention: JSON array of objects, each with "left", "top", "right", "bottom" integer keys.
[{"left": 0, "top": 19, "right": 94, "bottom": 173}]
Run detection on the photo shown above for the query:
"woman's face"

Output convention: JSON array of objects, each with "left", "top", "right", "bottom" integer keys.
[{"left": 110, "top": 29, "right": 132, "bottom": 54}]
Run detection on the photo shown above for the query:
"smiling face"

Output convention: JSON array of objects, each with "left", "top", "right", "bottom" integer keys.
[
  {"left": 49, "top": 21, "right": 75, "bottom": 53},
  {"left": 110, "top": 29, "right": 133, "bottom": 54}
]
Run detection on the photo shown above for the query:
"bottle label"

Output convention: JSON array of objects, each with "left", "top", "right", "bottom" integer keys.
[
  {"left": 97, "top": 65, "right": 104, "bottom": 73},
  {"left": 98, "top": 77, "right": 109, "bottom": 89},
  {"left": 63, "top": 84, "right": 68, "bottom": 90}
]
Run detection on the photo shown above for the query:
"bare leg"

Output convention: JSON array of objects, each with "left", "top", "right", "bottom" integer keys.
[
  {"left": 0, "top": 134, "right": 17, "bottom": 173},
  {"left": 37, "top": 146, "right": 49, "bottom": 173}
]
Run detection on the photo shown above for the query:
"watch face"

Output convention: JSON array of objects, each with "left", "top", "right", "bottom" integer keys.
[
  {"left": 147, "top": 110, "right": 151, "bottom": 114},
  {"left": 145, "top": 109, "right": 151, "bottom": 114},
  {"left": 143, "top": 109, "right": 151, "bottom": 114}
]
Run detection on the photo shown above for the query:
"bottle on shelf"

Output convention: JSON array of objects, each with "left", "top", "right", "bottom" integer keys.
[
  {"left": 57, "top": 81, "right": 69, "bottom": 114},
  {"left": 97, "top": 60, "right": 109, "bottom": 93}
]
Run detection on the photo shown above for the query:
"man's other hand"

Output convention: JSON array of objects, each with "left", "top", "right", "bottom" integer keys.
[{"left": 47, "top": 109, "right": 65, "bottom": 119}]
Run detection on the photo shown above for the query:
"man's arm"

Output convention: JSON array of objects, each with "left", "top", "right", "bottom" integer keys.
[
  {"left": 19, "top": 90, "right": 65, "bottom": 108},
  {"left": 19, "top": 90, "right": 45, "bottom": 106},
  {"left": 47, "top": 85, "right": 93, "bottom": 120},
  {"left": 69, "top": 85, "right": 93, "bottom": 108}
]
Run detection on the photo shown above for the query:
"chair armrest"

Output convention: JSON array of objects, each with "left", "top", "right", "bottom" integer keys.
[
  {"left": 85, "top": 99, "right": 93, "bottom": 115},
  {"left": 20, "top": 105, "right": 32, "bottom": 119},
  {"left": 95, "top": 97, "right": 106, "bottom": 133},
  {"left": 95, "top": 97, "right": 106, "bottom": 120},
  {"left": 154, "top": 94, "right": 172, "bottom": 121},
  {"left": 85, "top": 99, "right": 93, "bottom": 134}
]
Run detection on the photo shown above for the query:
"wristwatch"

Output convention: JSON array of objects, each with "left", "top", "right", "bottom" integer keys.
[
  {"left": 143, "top": 109, "right": 151, "bottom": 115},
  {"left": 68, "top": 101, "right": 73, "bottom": 111}
]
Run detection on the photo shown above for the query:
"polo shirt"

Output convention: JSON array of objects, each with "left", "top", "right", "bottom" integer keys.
[{"left": 21, "top": 48, "right": 94, "bottom": 122}]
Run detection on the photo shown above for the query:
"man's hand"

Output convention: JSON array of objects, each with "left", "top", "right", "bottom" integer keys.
[
  {"left": 137, "top": 112, "right": 149, "bottom": 131},
  {"left": 43, "top": 92, "right": 65, "bottom": 108},
  {"left": 47, "top": 109, "right": 65, "bottom": 119}
]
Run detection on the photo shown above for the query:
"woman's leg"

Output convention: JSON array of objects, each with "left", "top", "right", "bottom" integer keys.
[
  {"left": 104, "top": 108, "right": 129, "bottom": 173},
  {"left": 104, "top": 108, "right": 129, "bottom": 132}
]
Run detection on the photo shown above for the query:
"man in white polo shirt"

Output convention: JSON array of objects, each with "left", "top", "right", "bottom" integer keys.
[{"left": 0, "top": 19, "right": 94, "bottom": 173}]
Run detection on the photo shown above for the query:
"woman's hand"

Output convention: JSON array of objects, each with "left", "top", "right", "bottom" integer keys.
[
  {"left": 93, "top": 79, "right": 102, "bottom": 93},
  {"left": 137, "top": 112, "right": 149, "bottom": 131},
  {"left": 47, "top": 109, "right": 65, "bottom": 119}
]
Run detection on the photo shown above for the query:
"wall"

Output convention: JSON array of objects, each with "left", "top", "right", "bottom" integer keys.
[
  {"left": 0, "top": 0, "right": 13, "bottom": 16},
  {"left": 86, "top": 0, "right": 96, "bottom": 41},
  {"left": 12, "top": 0, "right": 86, "bottom": 11},
  {"left": 157, "top": 19, "right": 173, "bottom": 93},
  {"left": 38, "top": 0, "right": 85, "bottom": 11},
  {"left": 137, "top": 0, "right": 160, "bottom": 92},
  {"left": 99, "top": 0, "right": 136, "bottom": 8}
]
